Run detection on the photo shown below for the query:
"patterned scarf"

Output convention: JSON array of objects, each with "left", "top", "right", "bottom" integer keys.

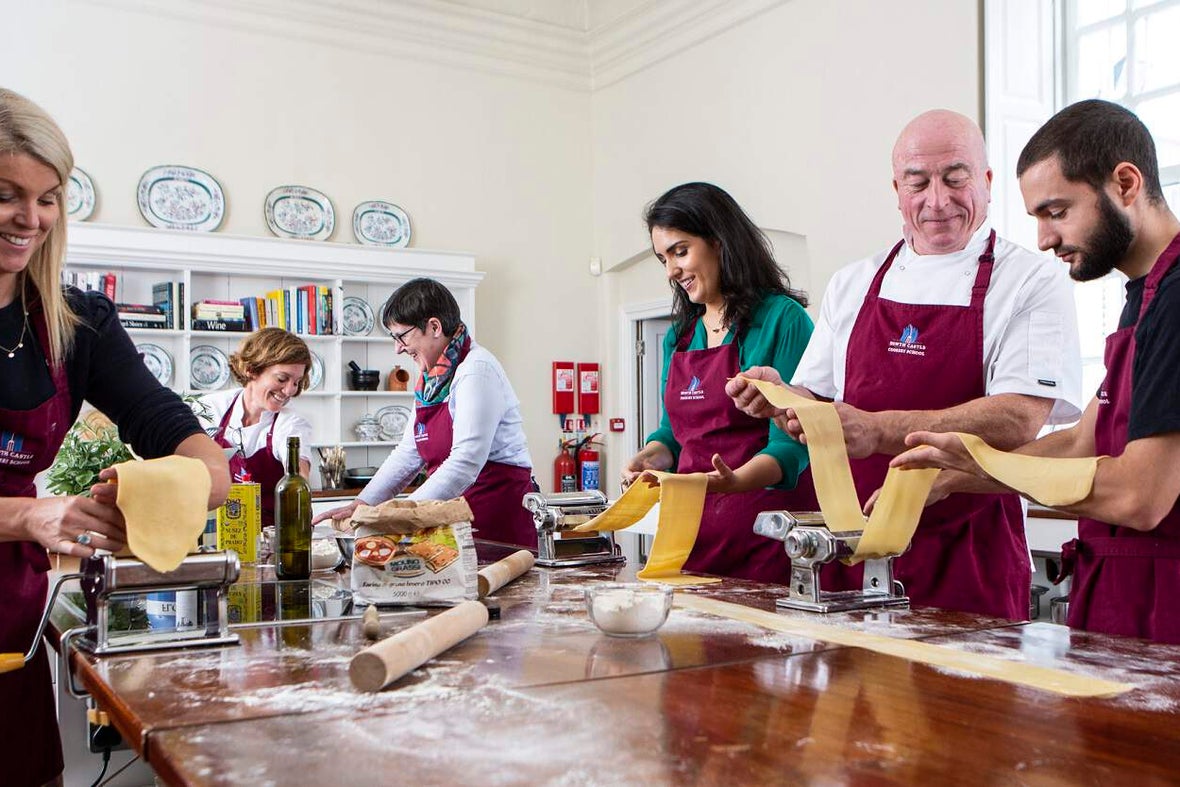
[{"left": 416, "top": 323, "right": 471, "bottom": 407}]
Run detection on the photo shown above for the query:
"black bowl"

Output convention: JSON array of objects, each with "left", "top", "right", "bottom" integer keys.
[
  {"left": 349, "top": 369, "right": 381, "bottom": 391},
  {"left": 344, "top": 466, "right": 378, "bottom": 487}
]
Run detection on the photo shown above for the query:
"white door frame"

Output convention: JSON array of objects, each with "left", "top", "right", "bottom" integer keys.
[{"left": 619, "top": 298, "right": 672, "bottom": 459}]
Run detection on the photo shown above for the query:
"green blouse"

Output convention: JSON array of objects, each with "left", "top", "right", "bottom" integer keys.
[{"left": 645, "top": 293, "right": 813, "bottom": 488}]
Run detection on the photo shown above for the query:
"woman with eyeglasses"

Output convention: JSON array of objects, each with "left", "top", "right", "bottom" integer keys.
[
  {"left": 200, "top": 327, "right": 313, "bottom": 527},
  {"left": 314, "top": 278, "right": 536, "bottom": 547}
]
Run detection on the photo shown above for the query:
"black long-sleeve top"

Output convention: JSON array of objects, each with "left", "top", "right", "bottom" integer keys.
[{"left": 0, "top": 287, "right": 201, "bottom": 459}]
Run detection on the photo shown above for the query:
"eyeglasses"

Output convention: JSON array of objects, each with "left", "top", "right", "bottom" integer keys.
[
  {"left": 390, "top": 325, "right": 419, "bottom": 348},
  {"left": 223, "top": 425, "right": 247, "bottom": 461}
]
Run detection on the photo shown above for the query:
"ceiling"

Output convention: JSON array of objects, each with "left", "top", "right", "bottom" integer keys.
[
  {"left": 436, "top": 0, "right": 654, "bottom": 32},
  {"left": 98, "top": 0, "right": 785, "bottom": 90}
]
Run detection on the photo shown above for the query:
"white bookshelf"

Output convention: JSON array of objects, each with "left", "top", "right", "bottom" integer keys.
[{"left": 65, "top": 223, "right": 483, "bottom": 488}]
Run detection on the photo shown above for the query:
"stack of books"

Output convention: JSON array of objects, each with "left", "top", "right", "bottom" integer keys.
[
  {"left": 192, "top": 300, "right": 249, "bottom": 332},
  {"left": 151, "top": 281, "right": 185, "bottom": 331},
  {"left": 63, "top": 271, "right": 118, "bottom": 301},
  {"left": 117, "top": 303, "right": 169, "bottom": 329}
]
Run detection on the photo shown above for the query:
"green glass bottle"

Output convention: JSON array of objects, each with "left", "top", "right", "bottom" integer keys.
[{"left": 275, "top": 436, "right": 311, "bottom": 579}]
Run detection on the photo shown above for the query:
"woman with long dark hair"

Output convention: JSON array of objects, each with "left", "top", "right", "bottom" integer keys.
[{"left": 622, "top": 182, "right": 815, "bottom": 582}]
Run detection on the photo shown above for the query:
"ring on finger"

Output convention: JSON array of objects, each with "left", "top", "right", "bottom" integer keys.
[{"left": 75, "top": 532, "right": 93, "bottom": 546}]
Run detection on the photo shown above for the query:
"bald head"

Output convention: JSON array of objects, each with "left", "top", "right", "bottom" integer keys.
[
  {"left": 893, "top": 110, "right": 989, "bottom": 172},
  {"left": 892, "top": 109, "right": 993, "bottom": 255}
]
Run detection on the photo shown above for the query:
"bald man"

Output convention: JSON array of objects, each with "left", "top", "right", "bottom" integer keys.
[{"left": 728, "top": 110, "right": 1084, "bottom": 619}]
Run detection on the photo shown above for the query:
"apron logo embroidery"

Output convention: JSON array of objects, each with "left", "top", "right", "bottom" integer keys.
[
  {"left": 679, "top": 375, "right": 706, "bottom": 401},
  {"left": 0, "top": 430, "right": 33, "bottom": 465},
  {"left": 415, "top": 422, "right": 429, "bottom": 442},
  {"left": 887, "top": 324, "right": 927, "bottom": 357}
]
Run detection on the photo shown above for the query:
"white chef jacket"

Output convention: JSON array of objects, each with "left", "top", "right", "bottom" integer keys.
[
  {"left": 199, "top": 388, "right": 313, "bottom": 464},
  {"left": 792, "top": 222, "right": 1085, "bottom": 424},
  {"left": 360, "top": 342, "right": 533, "bottom": 504}
]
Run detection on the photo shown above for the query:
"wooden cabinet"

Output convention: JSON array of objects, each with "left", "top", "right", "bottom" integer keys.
[{"left": 65, "top": 223, "right": 483, "bottom": 487}]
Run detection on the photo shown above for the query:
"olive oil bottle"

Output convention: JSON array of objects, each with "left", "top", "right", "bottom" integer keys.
[{"left": 275, "top": 436, "right": 311, "bottom": 579}]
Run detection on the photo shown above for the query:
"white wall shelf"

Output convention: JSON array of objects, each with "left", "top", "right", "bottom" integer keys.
[{"left": 66, "top": 222, "right": 483, "bottom": 488}]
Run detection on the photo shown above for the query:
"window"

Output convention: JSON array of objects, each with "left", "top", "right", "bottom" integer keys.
[
  {"left": 1062, "top": 0, "right": 1180, "bottom": 398},
  {"left": 986, "top": 0, "right": 1180, "bottom": 409}
]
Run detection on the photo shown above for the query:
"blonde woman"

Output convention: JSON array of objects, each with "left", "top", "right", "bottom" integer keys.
[
  {"left": 0, "top": 88, "right": 229, "bottom": 787},
  {"left": 200, "top": 327, "right": 314, "bottom": 526}
]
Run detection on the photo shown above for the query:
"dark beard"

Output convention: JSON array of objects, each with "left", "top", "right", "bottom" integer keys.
[{"left": 1068, "top": 192, "right": 1133, "bottom": 282}]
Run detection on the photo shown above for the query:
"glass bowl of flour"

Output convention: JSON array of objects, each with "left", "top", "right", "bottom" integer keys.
[{"left": 585, "top": 583, "right": 673, "bottom": 638}]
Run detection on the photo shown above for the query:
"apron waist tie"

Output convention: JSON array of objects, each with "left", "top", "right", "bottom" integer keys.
[{"left": 1054, "top": 536, "right": 1180, "bottom": 584}]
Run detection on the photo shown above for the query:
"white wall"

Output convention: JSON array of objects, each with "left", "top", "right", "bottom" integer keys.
[
  {"left": 9, "top": 0, "right": 986, "bottom": 488},
  {"left": 8, "top": 0, "right": 597, "bottom": 466},
  {"left": 592, "top": 0, "right": 983, "bottom": 484}
]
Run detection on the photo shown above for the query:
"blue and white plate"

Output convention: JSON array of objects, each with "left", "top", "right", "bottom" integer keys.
[
  {"left": 265, "top": 185, "right": 335, "bottom": 241},
  {"left": 351, "top": 201, "right": 411, "bottom": 247},
  {"left": 190, "top": 345, "right": 231, "bottom": 390},
  {"left": 308, "top": 351, "right": 324, "bottom": 391},
  {"left": 67, "top": 167, "right": 96, "bottom": 221},
  {"left": 137, "top": 343, "right": 172, "bottom": 386},
  {"left": 137, "top": 165, "right": 225, "bottom": 232},
  {"left": 341, "top": 296, "right": 374, "bottom": 337}
]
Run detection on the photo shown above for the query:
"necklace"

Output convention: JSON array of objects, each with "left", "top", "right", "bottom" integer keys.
[
  {"left": 703, "top": 313, "right": 727, "bottom": 334},
  {"left": 0, "top": 301, "right": 28, "bottom": 359}
]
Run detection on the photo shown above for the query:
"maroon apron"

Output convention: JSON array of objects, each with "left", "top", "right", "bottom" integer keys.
[
  {"left": 212, "top": 391, "right": 285, "bottom": 527},
  {"left": 824, "top": 232, "right": 1031, "bottom": 619},
  {"left": 413, "top": 359, "right": 536, "bottom": 548},
  {"left": 664, "top": 321, "right": 817, "bottom": 583},
  {"left": 0, "top": 305, "right": 71, "bottom": 786},
  {"left": 1062, "top": 232, "right": 1180, "bottom": 642}
]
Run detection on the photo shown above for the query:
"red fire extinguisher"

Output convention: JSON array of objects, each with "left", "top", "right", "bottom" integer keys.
[
  {"left": 577, "top": 435, "right": 601, "bottom": 492},
  {"left": 554, "top": 440, "right": 577, "bottom": 493}
]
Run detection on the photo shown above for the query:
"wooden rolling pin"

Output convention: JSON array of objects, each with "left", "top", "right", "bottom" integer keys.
[
  {"left": 477, "top": 549, "right": 535, "bottom": 598},
  {"left": 350, "top": 600, "right": 489, "bottom": 692}
]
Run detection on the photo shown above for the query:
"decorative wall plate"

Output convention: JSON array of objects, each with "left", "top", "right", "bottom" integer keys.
[
  {"left": 375, "top": 405, "right": 411, "bottom": 441},
  {"left": 341, "top": 296, "right": 375, "bottom": 336},
  {"left": 137, "top": 165, "right": 225, "bottom": 231},
  {"left": 264, "top": 185, "right": 335, "bottom": 241},
  {"left": 190, "top": 344, "right": 231, "bottom": 390},
  {"left": 137, "top": 343, "right": 172, "bottom": 386},
  {"left": 308, "top": 351, "right": 324, "bottom": 391},
  {"left": 352, "top": 200, "right": 411, "bottom": 247},
  {"left": 67, "top": 167, "right": 96, "bottom": 221}
]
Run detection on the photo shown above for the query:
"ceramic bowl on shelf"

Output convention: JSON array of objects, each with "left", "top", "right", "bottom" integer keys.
[
  {"left": 585, "top": 583, "right": 673, "bottom": 638},
  {"left": 349, "top": 368, "right": 381, "bottom": 391}
]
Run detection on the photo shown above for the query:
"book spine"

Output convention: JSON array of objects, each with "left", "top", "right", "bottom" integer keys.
[
  {"left": 116, "top": 303, "right": 166, "bottom": 315},
  {"left": 119, "top": 318, "right": 169, "bottom": 330},
  {"left": 192, "top": 319, "right": 250, "bottom": 332}
]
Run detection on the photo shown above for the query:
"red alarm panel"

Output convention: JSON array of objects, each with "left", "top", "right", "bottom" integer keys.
[
  {"left": 552, "top": 361, "right": 575, "bottom": 414},
  {"left": 577, "top": 362, "right": 600, "bottom": 414}
]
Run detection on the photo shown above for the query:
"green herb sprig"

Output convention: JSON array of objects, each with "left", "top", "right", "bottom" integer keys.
[{"left": 46, "top": 395, "right": 213, "bottom": 497}]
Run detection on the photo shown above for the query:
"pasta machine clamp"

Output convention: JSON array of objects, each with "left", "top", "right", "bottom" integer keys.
[
  {"left": 522, "top": 490, "right": 625, "bottom": 568},
  {"left": 753, "top": 511, "right": 909, "bottom": 613}
]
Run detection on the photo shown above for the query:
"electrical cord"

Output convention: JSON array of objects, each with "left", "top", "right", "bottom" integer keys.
[
  {"left": 89, "top": 747, "right": 110, "bottom": 787},
  {"left": 97, "top": 753, "right": 141, "bottom": 786},
  {"left": 89, "top": 722, "right": 122, "bottom": 787}
]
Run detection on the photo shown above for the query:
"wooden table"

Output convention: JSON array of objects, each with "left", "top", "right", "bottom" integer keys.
[{"left": 54, "top": 544, "right": 1180, "bottom": 785}]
